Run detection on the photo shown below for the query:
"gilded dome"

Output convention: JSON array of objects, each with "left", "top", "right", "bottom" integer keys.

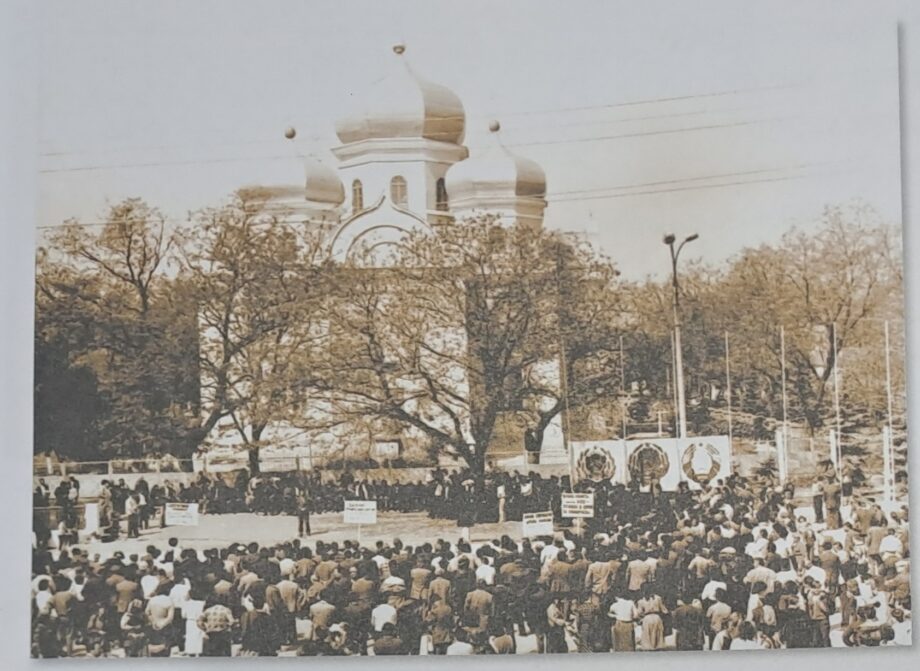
[
  {"left": 335, "top": 45, "right": 465, "bottom": 145},
  {"left": 445, "top": 121, "right": 546, "bottom": 201}
]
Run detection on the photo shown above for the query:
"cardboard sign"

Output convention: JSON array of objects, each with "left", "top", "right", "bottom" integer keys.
[
  {"left": 343, "top": 500, "right": 377, "bottom": 525},
  {"left": 373, "top": 440, "right": 401, "bottom": 459},
  {"left": 164, "top": 502, "right": 199, "bottom": 526},
  {"left": 561, "top": 492, "right": 595, "bottom": 518},
  {"left": 522, "top": 510, "right": 555, "bottom": 537}
]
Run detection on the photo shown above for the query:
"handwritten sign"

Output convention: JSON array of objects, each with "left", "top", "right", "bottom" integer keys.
[
  {"left": 522, "top": 510, "right": 555, "bottom": 537},
  {"left": 561, "top": 492, "right": 595, "bottom": 518},
  {"left": 164, "top": 503, "right": 199, "bottom": 526},
  {"left": 344, "top": 500, "right": 377, "bottom": 525}
]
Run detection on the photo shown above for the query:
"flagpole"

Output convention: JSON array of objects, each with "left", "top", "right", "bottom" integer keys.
[
  {"left": 884, "top": 320, "right": 895, "bottom": 503},
  {"left": 725, "top": 331, "right": 733, "bottom": 468},
  {"left": 780, "top": 326, "right": 789, "bottom": 484},
  {"left": 832, "top": 322, "right": 842, "bottom": 476},
  {"left": 555, "top": 244, "right": 574, "bottom": 493},
  {"left": 619, "top": 335, "right": 625, "bottom": 393}
]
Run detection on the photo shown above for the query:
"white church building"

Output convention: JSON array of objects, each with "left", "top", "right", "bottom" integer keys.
[{"left": 200, "top": 45, "right": 567, "bottom": 471}]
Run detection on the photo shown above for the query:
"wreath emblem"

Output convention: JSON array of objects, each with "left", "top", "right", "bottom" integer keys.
[
  {"left": 575, "top": 446, "right": 616, "bottom": 483},
  {"left": 628, "top": 443, "right": 671, "bottom": 486},
  {"left": 681, "top": 442, "right": 722, "bottom": 484}
]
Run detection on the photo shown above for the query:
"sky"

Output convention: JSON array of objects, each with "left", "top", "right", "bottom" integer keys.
[{"left": 34, "top": 0, "right": 904, "bottom": 279}]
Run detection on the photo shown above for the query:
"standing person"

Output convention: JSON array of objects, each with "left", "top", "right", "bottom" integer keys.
[
  {"left": 121, "top": 599, "right": 149, "bottom": 657},
  {"left": 125, "top": 493, "right": 140, "bottom": 539},
  {"left": 182, "top": 584, "right": 207, "bottom": 657},
  {"left": 637, "top": 584, "right": 667, "bottom": 651},
  {"left": 197, "top": 596, "right": 235, "bottom": 656},
  {"left": 672, "top": 599, "right": 706, "bottom": 651},
  {"left": 297, "top": 485, "right": 312, "bottom": 537},
  {"left": 823, "top": 477, "right": 842, "bottom": 530},
  {"left": 729, "top": 621, "right": 763, "bottom": 650},
  {"left": 608, "top": 595, "right": 638, "bottom": 652},
  {"left": 425, "top": 593, "right": 455, "bottom": 654},
  {"left": 239, "top": 592, "right": 281, "bottom": 657},
  {"left": 573, "top": 591, "right": 609, "bottom": 653},
  {"left": 145, "top": 592, "right": 175, "bottom": 657},
  {"left": 545, "top": 597, "right": 570, "bottom": 653},
  {"left": 812, "top": 480, "right": 825, "bottom": 524},
  {"left": 806, "top": 581, "right": 831, "bottom": 647},
  {"left": 497, "top": 477, "right": 507, "bottom": 525}
]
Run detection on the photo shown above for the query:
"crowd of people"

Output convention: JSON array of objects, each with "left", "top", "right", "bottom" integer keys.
[{"left": 30, "top": 464, "right": 911, "bottom": 657}]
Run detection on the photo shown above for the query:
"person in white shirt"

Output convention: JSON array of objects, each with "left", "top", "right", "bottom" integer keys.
[
  {"left": 541, "top": 541, "right": 562, "bottom": 566},
  {"left": 371, "top": 602, "right": 397, "bottom": 632},
  {"left": 744, "top": 560, "right": 777, "bottom": 595},
  {"left": 169, "top": 578, "right": 190, "bottom": 615},
  {"left": 34, "top": 579, "right": 54, "bottom": 615},
  {"left": 804, "top": 562, "right": 827, "bottom": 589},
  {"left": 445, "top": 628, "right": 475, "bottom": 655},
  {"left": 879, "top": 529, "right": 903, "bottom": 558},
  {"left": 891, "top": 608, "right": 912, "bottom": 646},
  {"left": 745, "top": 531, "right": 769, "bottom": 560},
  {"left": 475, "top": 556, "right": 496, "bottom": 585},
  {"left": 701, "top": 579, "right": 727, "bottom": 602},
  {"left": 729, "top": 621, "right": 764, "bottom": 650},
  {"left": 140, "top": 570, "right": 160, "bottom": 599}
]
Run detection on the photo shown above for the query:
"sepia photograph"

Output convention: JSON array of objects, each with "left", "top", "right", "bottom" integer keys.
[{"left": 27, "top": 0, "right": 911, "bottom": 659}]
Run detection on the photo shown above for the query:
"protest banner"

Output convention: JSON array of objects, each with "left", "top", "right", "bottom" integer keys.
[
  {"left": 344, "top": 500, "right": 378, "bottom": 525},
  {"left": 522, "top": 510, "right": 555, "bottom": 537},
  {"left": 561, "top": 492, "right": 595, "bottom": 518},
  {"left": 164, "top": 502, "right": 199, "bottom": 526}
]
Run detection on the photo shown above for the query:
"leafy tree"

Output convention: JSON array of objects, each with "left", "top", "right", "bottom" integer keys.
[
  {"left": 314, "top": 218, "right": 623, "bottom": 475},
  {"left": 35, "top": 199, "right": 198, "bottom": 459},
  {"left": 176, "top": 192, "right": 331, "bottom": 472}
]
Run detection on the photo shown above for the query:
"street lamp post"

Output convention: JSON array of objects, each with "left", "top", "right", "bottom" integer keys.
[{"left": 664, "top": 233, "right": 698, "bottom": 439}]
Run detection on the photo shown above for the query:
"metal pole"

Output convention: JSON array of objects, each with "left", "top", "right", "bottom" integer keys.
[
  {"left": 884, "top": 320, "right": 895, "bottom": 501},
  {"left": 670, "top": 330, "right": 679, "bottom": 438},
  {"left": 725, "top": 331, "right": 733, "bottom": 463},
  {"left": 672, "top": 287, "right": 688, "bottom": 438},
  {"left": 619, "top": 335, "right": 625, "bottom": 393},
  {"left": 556, "top": 245, "right": 574, "bottom": 492},
  {"left": 832, "top": 322, "right": 842, "bottom": 469},
  {"left": 780, "top": 326, "right": 789, "bottom": 473}
]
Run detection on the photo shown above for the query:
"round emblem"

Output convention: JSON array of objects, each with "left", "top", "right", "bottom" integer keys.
[
  {"left": 628, "top": 443, "right": 670, "bottom": 486},
  {"left": 681, "top": 443, "right": 722, "bottom": 484},
  {"left": 575, "top": 446, "right": 616, "bottom": 483}
]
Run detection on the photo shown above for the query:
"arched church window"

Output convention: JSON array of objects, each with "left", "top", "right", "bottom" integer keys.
[
  {"left": 436, "top": 177, "right": 449, "bottom": 211},
  {"left": 352, "top": 179, "right": 363, "bottom": 213},
  {"left": 390, "top": 175, "right": 408, "bottom": 206}
]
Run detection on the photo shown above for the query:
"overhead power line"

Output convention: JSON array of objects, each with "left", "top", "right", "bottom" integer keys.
[{"left": 34, "top": 162, "right": 826, "bottom": 230}]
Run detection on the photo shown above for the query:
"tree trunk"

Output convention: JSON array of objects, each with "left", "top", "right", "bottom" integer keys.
[{"left": 249, "top": 424, "right": 265, "bottom": 475}]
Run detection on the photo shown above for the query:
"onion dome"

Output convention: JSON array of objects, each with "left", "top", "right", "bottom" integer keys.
[
  {"left": 335, "top": 44, "right": 466, "bottom": 145},
  {"left": 444, "top": 120, "right": 546, "bottom": 201},
  {"left": 302, "top": 158, "right": 345, "bottom": 205},
  {"left": 240, "top": 143, "right": 344, "bottom": 208}
]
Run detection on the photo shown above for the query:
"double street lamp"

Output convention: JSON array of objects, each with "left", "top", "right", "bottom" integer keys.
[{"left": 664, "top": 233, "right": 699, "bottom": 439}]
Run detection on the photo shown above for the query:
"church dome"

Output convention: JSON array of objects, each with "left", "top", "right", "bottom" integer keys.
[
  {"left": 445, "top": 121, "right": 546, "bottom": 201},
  {"left": 240, "top": 154, "right": 344, "bottom": 206},
  {"left": 335, "top": 45, "right": 466, "bottom": 146},
  {"left": 302, "top": 158, "right": 345, "bottom": 205}
]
